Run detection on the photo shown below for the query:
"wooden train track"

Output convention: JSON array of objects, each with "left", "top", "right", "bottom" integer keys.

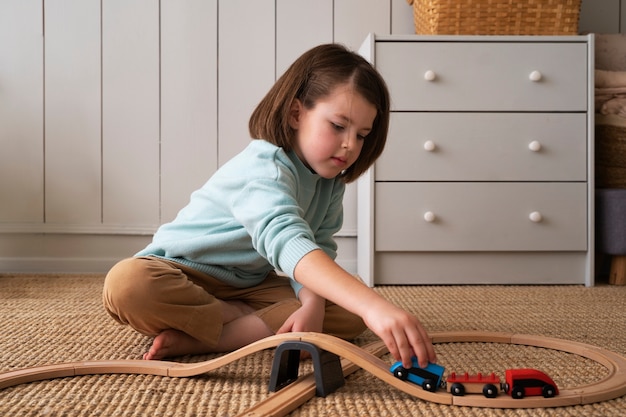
[{"left": 1, "top": 331, "right": 626, "bottom": 413}]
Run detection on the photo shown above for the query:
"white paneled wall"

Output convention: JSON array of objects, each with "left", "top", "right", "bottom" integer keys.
[
  {"left": 0, "top": 0, "right": 620, "bottom": 273},
  {"left": 0, "top": 0, "right": 413, "bottom": 273}
]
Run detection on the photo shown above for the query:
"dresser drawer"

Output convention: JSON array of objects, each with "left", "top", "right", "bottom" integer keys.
[
  {"left": 376, "top": 113, "right": 588, "bottom": 181},
  {"left": 374, "top": 252, "right": 589, "bottom": 285},
  {"left": 375, "top": 41, "right": 588, "bottom": 111},
  {"left": 375, "top": 182, "right": 587, "bottom": 251}
]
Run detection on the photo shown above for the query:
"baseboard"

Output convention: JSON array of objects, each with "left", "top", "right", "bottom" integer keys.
[
  {"left": 0, "top": 257, "right": 357, "bottom": 276},
  {"left": 0, "top": 233, "right": 358, "bottom": 275},
  {"left": 0, "top": 257, "right": 121, "bottom": 274},
  {"left": 0, "top": 257, "right": 358, "bottom": 275},
  {"left": 0, "top": 233, "right": 152, "bottom": 274}
]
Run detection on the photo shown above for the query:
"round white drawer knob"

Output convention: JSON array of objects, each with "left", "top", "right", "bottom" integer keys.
[
  {"left": 529, "top": 211, "right": 543, "bottom": 222},
  {"left": 424, "top": 70, "right": 436, "bottom": 81},
  {"left": 423, "top": 140, "right": 436, "bottom": 151},
  {"left": 424, "top": 211, "right": 436, "bottom": 222},
  {"left": 529, "top": 70, "right": 542, "bottom": 82},
  {"left": 528, "top": 141, "right": 542, "bottom": 152}
]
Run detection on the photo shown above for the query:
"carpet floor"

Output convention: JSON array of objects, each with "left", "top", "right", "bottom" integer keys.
[{"left": 0, "top": 274, "right": 625, "bottom": 416}]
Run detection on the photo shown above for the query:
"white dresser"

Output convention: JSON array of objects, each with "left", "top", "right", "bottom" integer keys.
[{"left": 357, "top": 34, "right": 594, "bottom": 286}]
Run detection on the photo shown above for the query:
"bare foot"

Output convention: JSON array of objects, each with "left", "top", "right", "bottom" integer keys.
[
  {"left": 144, "top": 314, "right": 275, "bottom": 360},
  {"left": 143, "top": 329, "right": 210, "bottom": 360},
  {"left": 143, "top": 302, "right": 268, "bottom": 360}
]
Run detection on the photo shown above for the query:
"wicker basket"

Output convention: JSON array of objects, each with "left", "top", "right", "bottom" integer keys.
[{"left": 406, "top": 0, "right": 581, "bottom": 36}]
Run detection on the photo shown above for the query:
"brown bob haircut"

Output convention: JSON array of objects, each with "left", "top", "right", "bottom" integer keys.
[{"left": 249, "top": 43, "right": 390, "bottom": 183}]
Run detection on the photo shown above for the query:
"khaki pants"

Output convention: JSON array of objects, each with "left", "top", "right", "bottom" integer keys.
[{"left": 103, "top": 256, "right": 366, "bottom": 348}]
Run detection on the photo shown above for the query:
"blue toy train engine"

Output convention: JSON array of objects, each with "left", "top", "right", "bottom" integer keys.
[{"left": 389, "top": 358, "right": 446, "bottom": 392}]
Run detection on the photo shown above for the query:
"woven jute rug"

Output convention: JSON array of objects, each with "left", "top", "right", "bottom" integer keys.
[{"left": 1, "top": 274, "right": 625, "bottom": 416}]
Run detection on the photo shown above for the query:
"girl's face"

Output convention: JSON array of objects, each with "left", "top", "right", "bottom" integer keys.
[{"left": 289, "top": 83, "right": 377, "bottom": 179}]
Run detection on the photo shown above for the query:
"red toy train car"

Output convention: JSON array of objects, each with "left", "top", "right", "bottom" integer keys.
[
  {"left": 503, "top": 368, "right": 559, "bottom": 399},
  {"left": 447, "top": 371, "right": 501, "bottom": 398}
]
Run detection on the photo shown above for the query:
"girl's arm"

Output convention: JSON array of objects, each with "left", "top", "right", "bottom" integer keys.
[{"left": 293, "top": 248, "right": 436, "bottom": 369}]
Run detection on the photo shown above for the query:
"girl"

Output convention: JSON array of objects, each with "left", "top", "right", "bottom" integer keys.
[{"left": 103, "top": 43, "right": 436, "bottom": 369}]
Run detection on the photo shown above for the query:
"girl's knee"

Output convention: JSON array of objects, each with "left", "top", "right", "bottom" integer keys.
[
  {"left": 103, "top": 257, "right": 158, "bottom": 316},
  {"left": 105, "top": 257, "right": 142, "bottom": 295}
]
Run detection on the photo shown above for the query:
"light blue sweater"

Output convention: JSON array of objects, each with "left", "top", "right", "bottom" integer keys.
[{"left": 136, "top": 140, "right": 345, "bottom": 296}]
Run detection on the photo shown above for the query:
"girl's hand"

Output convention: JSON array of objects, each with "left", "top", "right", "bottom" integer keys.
[
  {"left": 362, "top": 299, "right": 436, "bottom": 369},
  {"left": 292, "top": 249, "right": 436, "bottom": 368},
  {"left": 276, "top": 303, "right": 325, "bottom": 334},
  {"left": 277, "top": 287, "right": 325, "bottom": 334}
]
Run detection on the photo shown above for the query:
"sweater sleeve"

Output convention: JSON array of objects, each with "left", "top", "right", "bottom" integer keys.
[
  {"left": 230, "top": 171, "right": 320, "bottom": 282},
  {"left": 313, "top": 180, "right": 344, "bottom": 260},
  {"left": 287, "top": 182, "right": 344, "bottom": 297}
]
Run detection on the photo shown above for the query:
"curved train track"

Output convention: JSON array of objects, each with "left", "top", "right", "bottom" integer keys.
[{"left": 1, "top": 331, "right": 625, "bottom": 411}]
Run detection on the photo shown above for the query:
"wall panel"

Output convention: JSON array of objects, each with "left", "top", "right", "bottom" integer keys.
[
  {"left": 0, "top": 1, "right": 44, "bottom": 223},
  {"left": 276, "top": 0, "right": 333, "bottom": 77},
  {"left": 102, "top": 0, "right": 160, "bottom": 227},
  {"left": 334, "top": 0, "right": 390, "bottom": 49},
  {"left": 391, "top": 0, "right": 415, "bottom": 34},
  {"left": 44, "top": 0, "right": 101, "bottom": 225},
  {"left": 218, "top": 0, "right": 275, "bottom": 165},
  {"left": 160, "top": 0, "right": 218, "bottom": 222}
]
